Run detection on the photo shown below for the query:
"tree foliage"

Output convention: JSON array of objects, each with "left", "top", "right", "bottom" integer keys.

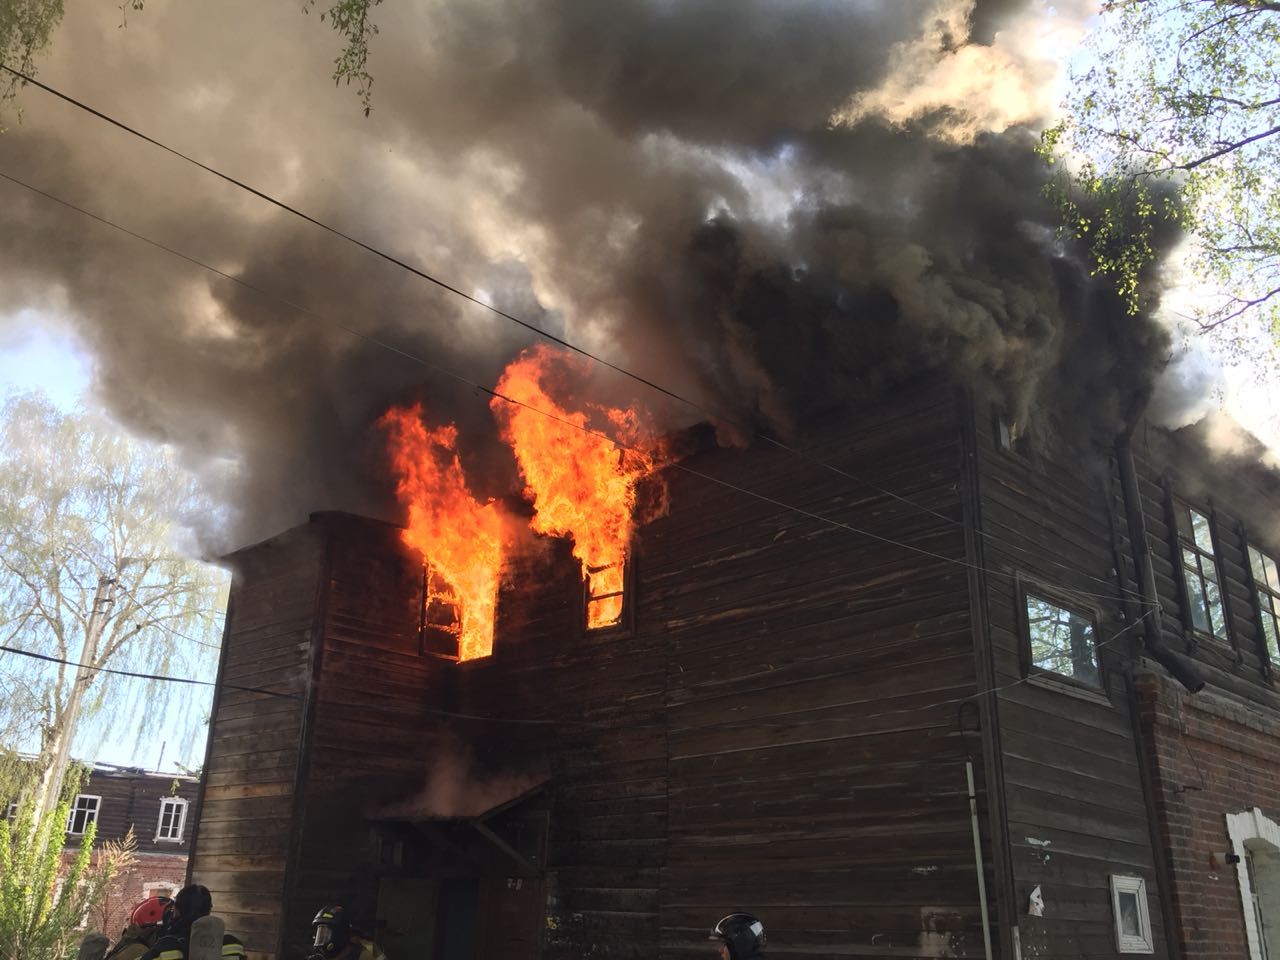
[
  {"left": 0, "top": 0, "right": 65, "bottom": 128},
  {"left": 1043, "top": 0, "right": 1280, "bottom": 336},
  {"left": 301, "top": 0, "right": 383, "bottom": 116},
  {"left": 0, "top": 789, "right": 134, "bottom": 960},
  {"left": 0, "top": 395, "right": 226, "bottom": 810}
]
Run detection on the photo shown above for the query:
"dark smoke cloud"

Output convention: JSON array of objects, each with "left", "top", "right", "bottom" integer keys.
[{"left": 0, "top": 0, "right": 1182, "bottom": 551}]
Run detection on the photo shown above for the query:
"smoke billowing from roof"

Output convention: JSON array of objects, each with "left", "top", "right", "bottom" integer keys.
[{"left": 0, "top": 0, "right": 1182, "bottom": 550}]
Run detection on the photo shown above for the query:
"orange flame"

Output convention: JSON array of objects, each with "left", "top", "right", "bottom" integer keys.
[
  {"left": 380, "top": 405, "right": 504, "bottom": 660},
  {"left": 492, "top": 346, "right": 667, "bottom": 628}
]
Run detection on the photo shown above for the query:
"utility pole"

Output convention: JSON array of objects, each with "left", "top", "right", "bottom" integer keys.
[{"left": 35, "top": 574, "right": 117, "bottom": 823}]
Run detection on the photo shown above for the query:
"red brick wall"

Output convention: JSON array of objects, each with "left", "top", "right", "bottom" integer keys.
[
  {"left": 1136, "top": 672, "right": 1280, "bottom": 960},
  {"left": 62, "top": 848, "right": 189, "bottom": 938}
]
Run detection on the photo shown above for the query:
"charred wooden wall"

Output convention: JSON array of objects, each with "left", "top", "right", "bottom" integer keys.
[
  {"left": 279, "top": 513, "right": 454, "bottom": 959},
  {"left": 972, "top": 407, "right": 1173, "bottom": 960},
  {"left": 457, "top": 381, "right": 993, "bottom": 960},
  {"left": 188, "top": 523, "right": 324, "bottom": 958}
]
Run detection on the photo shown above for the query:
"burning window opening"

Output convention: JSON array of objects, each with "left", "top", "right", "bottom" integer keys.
[
  {"left": 585, "top": 559, "right": 627, "bottom": 631},
  {"left": 418, "top": 562, "right": 464, "bottom": 660}
]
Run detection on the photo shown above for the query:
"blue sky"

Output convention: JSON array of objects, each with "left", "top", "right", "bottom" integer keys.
[{"left": 0, "top": 313, "right": 217, "bottom": 773}]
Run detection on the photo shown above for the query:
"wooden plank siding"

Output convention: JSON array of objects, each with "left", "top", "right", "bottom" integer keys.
[
  {"left": 1124, "top": 423, "right": 1280, "bottom": 707},
  {"left": 449, "top": 380, "right": 992, "bottom": 960},
  {"left": 972, "top": 403, "right": 1172, "bottom": 960},
  {"left": 279, "top": 513, "right": 455, "bottom": 960},
  {"left": 187, "top": 522, "right": 324, "bottom": 959}
]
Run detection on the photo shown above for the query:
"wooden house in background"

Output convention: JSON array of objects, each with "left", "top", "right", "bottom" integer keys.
[{"left": 186, "top": 378, "right": 1280, "bottom": 960}]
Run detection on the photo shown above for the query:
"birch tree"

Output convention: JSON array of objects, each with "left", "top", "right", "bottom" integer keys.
[
  {"left": 0, "top": 394, "right": 226, "bottom": 819},
  {"left": 1042, "top": 0, "right": 1280, "bottom": 335}
]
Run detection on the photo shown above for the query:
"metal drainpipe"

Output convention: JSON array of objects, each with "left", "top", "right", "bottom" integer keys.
[{"left": 967, "top": 760, "right": 995, "bottom": 960}]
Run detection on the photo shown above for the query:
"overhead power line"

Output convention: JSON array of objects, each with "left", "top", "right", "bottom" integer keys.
[
  {"left": 0, "top": 644, "right": 295, "bottom": 699},
  {"left": 0, "top": 63, "right": 694, "bottom": 410}
]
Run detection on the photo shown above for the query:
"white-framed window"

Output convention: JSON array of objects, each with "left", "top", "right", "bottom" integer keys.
[
  {"left": 1248, "top": 545, "right": 1280, "bottom": 666},
  {"left": 1228, "top": 808, "right": 1280, "bottom": 960},
  {"left": 65, "top": 795, "right": 100, "bottom": 836},
  {"left": 5, "top": 800, "right": 17, "bottom": 820},
  {"left": 139, "top": 880, "right": 176, "bottom": 900},
  {"left": 1110, "top": 875, "right": 1154, "bottom": 953},
  {"left": 155, "top": 797, "right": 188, "bottom": 842}
]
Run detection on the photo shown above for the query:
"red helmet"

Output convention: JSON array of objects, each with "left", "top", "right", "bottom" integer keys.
[{"left": 130, "top": 896, "right": 172, "bottom": 929}]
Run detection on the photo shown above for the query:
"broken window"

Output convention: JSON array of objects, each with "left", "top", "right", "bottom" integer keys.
[
  {"left": 1248, "top": 545, "right": 1280, "bottom": 666},
  {"left": 585, "top": 559, "right": 627, "bottom": 631},
  {"left": 1175, "top": 502, "right": 1227, "bottom": 639},
  {"left": 1024, "top": 592, "right": 1101, "bottom": 688},
  {"left": 419, "top": 563, "right": 463, "bottom": 659},
  {"left": 66, "top": 794, "right": 100, "bottom": 836}
]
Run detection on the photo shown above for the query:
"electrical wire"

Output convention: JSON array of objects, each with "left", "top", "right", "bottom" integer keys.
[
  {"left": 0, "top": 66, "right": 1157, "bottom": 612},
  {"left": 0, "top": 167, "right": 1157, "bottom": 616}
]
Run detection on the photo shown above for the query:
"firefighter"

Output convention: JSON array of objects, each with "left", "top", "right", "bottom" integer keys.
[
  {"left": 308, "top": 905, "right": 385, "bottom": 960},
  {"left": 105, "top": 896, "right": 173, "bottom": 960},
  {"left": 708, "top": 913, "right": 767, "bottom": 960},
  {"left": 140, "top": 884, "right": 246, "bottom": 960}
]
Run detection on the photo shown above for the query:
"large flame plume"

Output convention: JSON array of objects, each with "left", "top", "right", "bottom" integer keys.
[
  {"left": 492, "top": 346, "right": 667, "bottom": 629},
  {"left": 380, "top": 406, "right": 505, "bottom": 660}
]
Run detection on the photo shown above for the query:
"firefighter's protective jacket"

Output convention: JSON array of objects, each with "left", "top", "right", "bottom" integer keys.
[{"left": 139, "top": 933, "right": 246, "bottom": 960}]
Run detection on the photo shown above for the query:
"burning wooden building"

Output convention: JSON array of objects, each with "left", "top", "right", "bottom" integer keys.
[{"left": 185, "top": 371, "right": 1280, "bottom": 960}]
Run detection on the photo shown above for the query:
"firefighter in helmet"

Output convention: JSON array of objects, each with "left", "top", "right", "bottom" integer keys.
[
  {"left": 309, "top": 906, "right": 385, "bottom": 960},
  {"left": 709, "top": 913, "right": 767, "bottom": 960},
  {"left": 140, "top": 884, "right": 246, "bottom": 960},
  {"left": 104, "top": 896, "right": 172, "bottom": 960}
]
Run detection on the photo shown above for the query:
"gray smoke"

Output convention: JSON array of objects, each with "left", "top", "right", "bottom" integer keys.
[{"left": 0, "top": 0, "right": 1183, "bottom": 550}]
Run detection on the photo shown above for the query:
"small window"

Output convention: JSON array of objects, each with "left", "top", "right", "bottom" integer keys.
[
  {"left": 1175, "top": 502, "right": 1227, "bottom": 639},
  {"left": 994, "top": 411, "right": 1030, "bottom": 457},
  {"left": 1024, "top": 592, "right": 1101, "bottom": 688},
  {"left": 1111, "top": 875, "right": 1154, "bottom": 953},
  {"left": 418, "top": 563, "right": 464, "bottom": 660},
  {"left": 5, "top": 800, "right": 17, "bottom": 820},
  {"left": 585, "top": 559, "right": 627, "bottom": 631},
  {"left": 66, "top": 795, "right": 100, "bottom": 836},
  {"left": 1248, "top": 545, "right": 1280, "bottom": 666},
  {"left": 155, "top": 797, "right": 188, "bottom": 842}
]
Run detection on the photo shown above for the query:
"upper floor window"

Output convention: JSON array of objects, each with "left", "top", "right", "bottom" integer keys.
[
  {"left": 1175, "top": 502, "right": 1227, "bottom": 639},
  {"left": 585, "top": 559, "right": 627, "bottom": 631},
  {"left": 66, "top": 794, "right": 100, "bottom": 836},
  {"left": 1248, "top": 545, "right": 1280, "bottom": 665},
  {"left": 155, "top": 796, "right": 188, "bottom": 842},
  {"left": 1024, "top": 592, "right": 1102, "bottom": 688}
]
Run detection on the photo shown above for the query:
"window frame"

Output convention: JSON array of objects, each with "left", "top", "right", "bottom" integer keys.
[
  {"left": 583, "top": 549, "right": 635, "bottom": 637},
  {"left": 1017, "top": 579, "right": 1107, "bottom": 695},
  {"left": 1246, "top": 542, "right": 1280, "bottom": 671},
  {"left": 1169, "top": 496, "right": 1230, "bottom": 643},
  {"left": 154, "top": 796, "right": 188, "bottom": 843},
  {"left": 65, "top": 794, "right": 101, "bottom": 837},
  {"left": 1110, "top": 874, "right": 1155, "bottom": 954}
]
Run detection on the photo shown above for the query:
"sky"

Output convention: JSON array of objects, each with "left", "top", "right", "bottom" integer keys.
[
  {"left": 1, "top": 0, "right": 1277, "bottom": 768},
  {"left": 0, "top": 317, "right": 218, "bottom": 772}
]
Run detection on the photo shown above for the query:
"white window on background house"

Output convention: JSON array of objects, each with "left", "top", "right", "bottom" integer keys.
[
  {"left": 1175, "top": 502, "right": 1227, "bottom": 639},
  {"left": 65, "top": 795, "right": 100, "bottom": 836},
  {"left": 1110, "top": 875, "right": 1155, "bottom": 954},
  {"left": 155, "top": 797, "right": 188, "bottom": 842},
  {"left": 1024, "top": 592, "right": 1102, "bottom": 688},
  {"left": 1248, "top": 545, "right": 1280, "bottom": 666}
]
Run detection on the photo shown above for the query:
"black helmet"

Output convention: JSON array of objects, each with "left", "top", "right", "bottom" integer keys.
[
  {"left": 311, "top": 906, "right": 353, "bottom": 956},
  {"left": 163, "top": 884, "right": 212, "bottom": 935},
  {"left": 709, "top": 913, "right": 766, "bottom": 958}
]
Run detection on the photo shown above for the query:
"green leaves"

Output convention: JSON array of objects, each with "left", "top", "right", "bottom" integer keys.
[
  {"left": 0, "top": 0, "right": 65, "bottom": 130},
  {"left": 303, "top": 0, "right": 383, "bottom": 116},
  {"left": 1044, "top": 0, "right": 1280, "bottom": 335}
]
